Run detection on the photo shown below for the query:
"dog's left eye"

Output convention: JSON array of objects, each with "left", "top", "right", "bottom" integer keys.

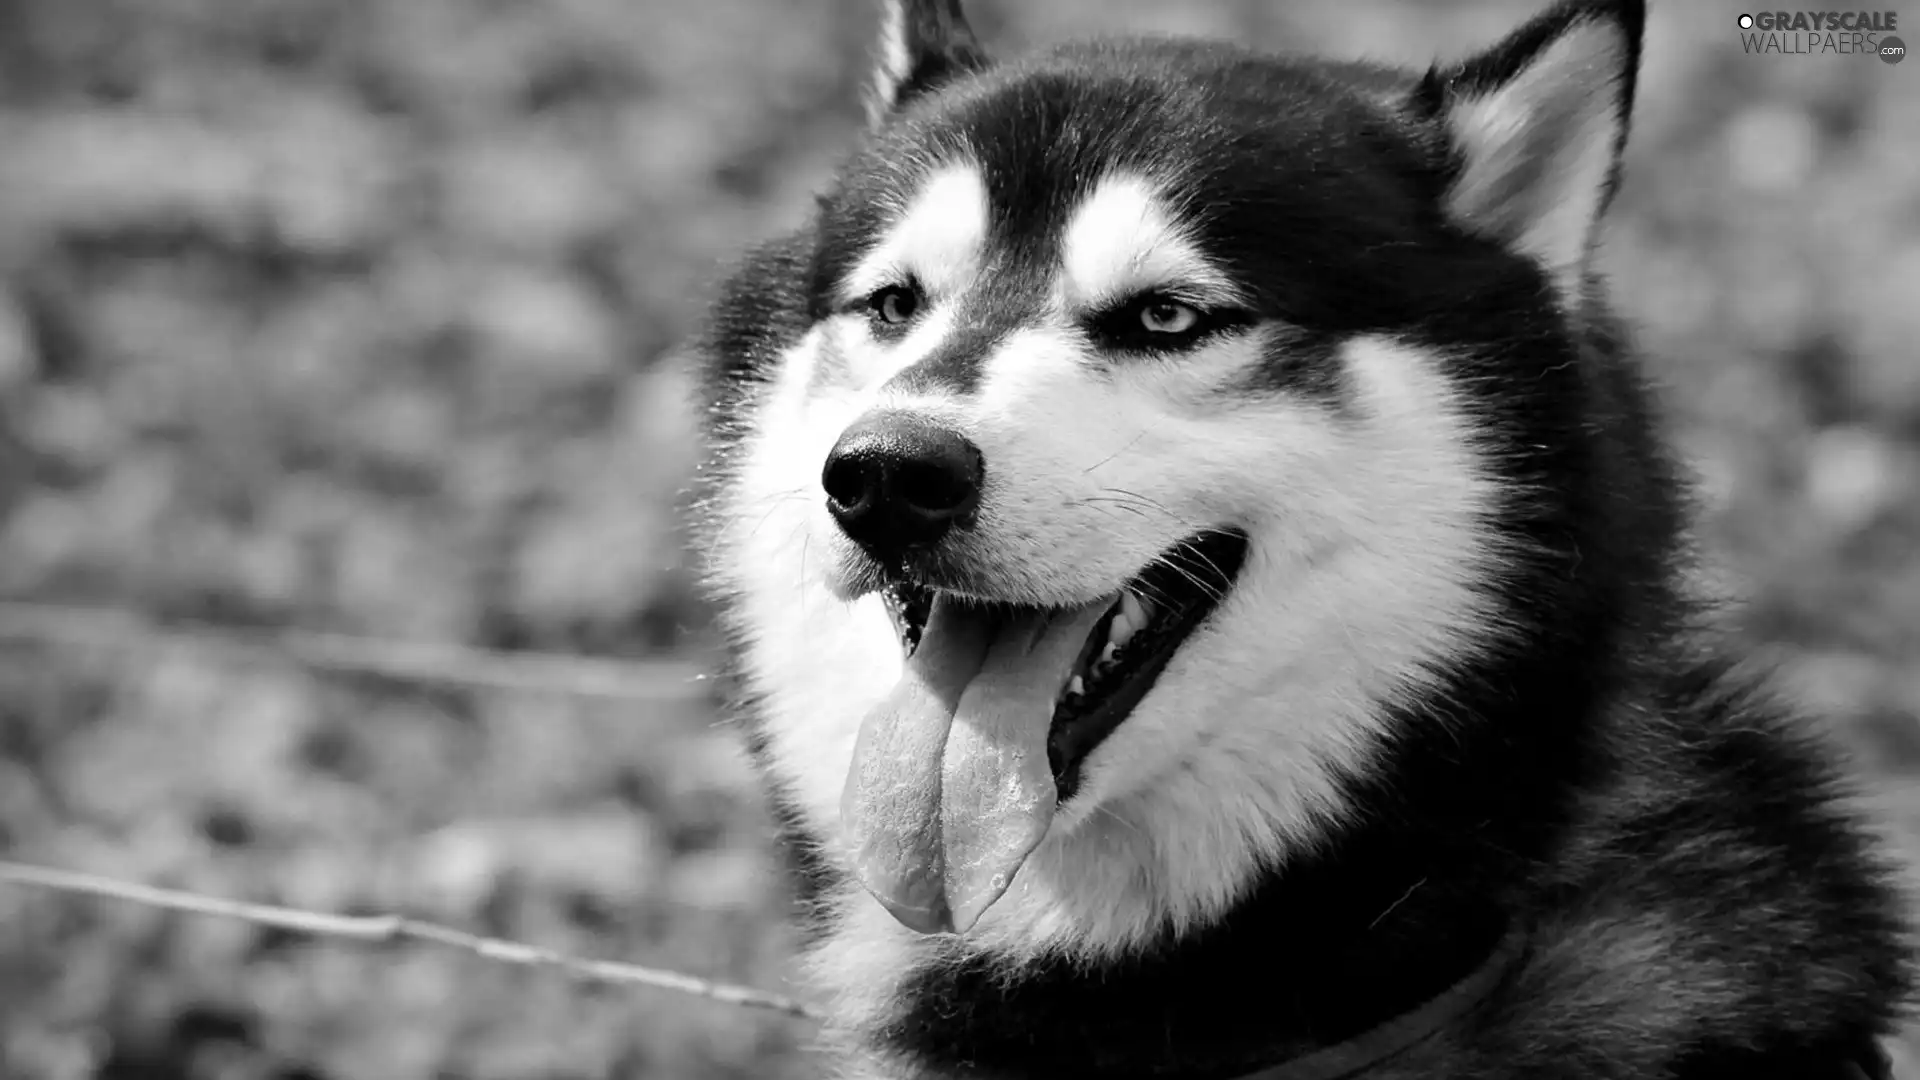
[{"left": 1139, "top": 300, "right": 1200, "bottom": 335}]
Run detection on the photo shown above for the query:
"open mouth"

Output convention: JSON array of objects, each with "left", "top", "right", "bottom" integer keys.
[
  {"left": 840, "top": 528, "right": 1249, "bottom": 934},
  {"left": 878, "top": 529, "right": 1249, "bottom": 801}
]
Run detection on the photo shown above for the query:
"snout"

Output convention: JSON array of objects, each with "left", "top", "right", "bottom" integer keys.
[{"left": 823, "top": 411, "right": 983, "bottom": 565}]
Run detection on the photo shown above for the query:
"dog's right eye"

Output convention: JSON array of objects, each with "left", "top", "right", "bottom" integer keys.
[
  {"left": 868, "top": 285, "right": 921, "bottom": 327},
  {"left": 1088, "top": 293, "right": 1251, "bottom": 354}
]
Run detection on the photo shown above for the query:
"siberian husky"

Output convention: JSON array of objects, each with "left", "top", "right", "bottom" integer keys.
[{"left": 690, "top": 1, "right": 1913, "bottom": 1075}]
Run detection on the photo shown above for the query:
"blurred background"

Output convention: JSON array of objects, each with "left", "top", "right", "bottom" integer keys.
[{"left": 0, "top": 0, "right": 1914, "bottom": 1076}]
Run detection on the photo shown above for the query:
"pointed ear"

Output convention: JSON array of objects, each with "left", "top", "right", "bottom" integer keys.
[
  {"left": 1418, "top": 0, "right": 1644, "bottom": 299},
  {"left": 866, "top": 0, "right": 990, "bottom": 128}
]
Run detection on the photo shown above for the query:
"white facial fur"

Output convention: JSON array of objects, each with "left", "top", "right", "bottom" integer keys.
[{"left": 711, "top": 164, "right": 1512, "bottom": 1015}]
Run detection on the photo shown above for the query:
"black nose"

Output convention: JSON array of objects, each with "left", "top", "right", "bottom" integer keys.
[{"left": 823, "top": 411, "right": 984, "bottom": 562}]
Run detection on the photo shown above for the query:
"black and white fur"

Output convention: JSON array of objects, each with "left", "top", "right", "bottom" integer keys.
[{"left": 690, "top": 1, "right": 1914, "bottom": 1076}]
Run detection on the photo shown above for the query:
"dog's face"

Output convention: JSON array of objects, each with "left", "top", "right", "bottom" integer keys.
[{"left": 705, "top": 0, "right": 1641, "bottom": 959}]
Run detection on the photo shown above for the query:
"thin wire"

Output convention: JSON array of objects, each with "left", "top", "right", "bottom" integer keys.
[{"left": 0, "top": 860, "right": 824, "bottom": 1021}]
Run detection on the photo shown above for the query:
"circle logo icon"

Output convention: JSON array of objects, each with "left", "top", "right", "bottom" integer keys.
[
  {"left": 1882, "top": 35, "right": 1907, "bottom": 64},
  {"left": 1738, "top": 13, "right": 1754, "bottom": 29}
]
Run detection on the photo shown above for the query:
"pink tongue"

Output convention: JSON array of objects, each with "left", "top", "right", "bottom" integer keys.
[{"left": 842, "top": 594, "right": 1111, "bottom": 935}]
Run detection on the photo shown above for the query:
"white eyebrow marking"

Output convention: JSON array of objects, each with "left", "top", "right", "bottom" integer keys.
[
  {"left": 1059, "top": 173, "right": 1241, "bottom": 311},
  {"left": 842, "top": 162, "right": 989, "bottom": 304}
]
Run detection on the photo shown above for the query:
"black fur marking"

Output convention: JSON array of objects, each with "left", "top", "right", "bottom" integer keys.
[
  {"left": 882, "top": 317, "right": 1000, "bottom": 396},
  {"left": 696, "top": 228, "right": 815, "bottom": 416},
  {"left": 1234, "top": 326, "right": 1348, "bottom": 403},
  {"left": 883, "top": 263, "right": 1051, "bottom": 396}
]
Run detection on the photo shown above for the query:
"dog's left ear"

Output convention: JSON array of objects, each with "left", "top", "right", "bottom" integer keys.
[
  {"left": 1418, "top": 0, "right": 1645, "bottom": 298},
  {"left": 867, "top": 0, "right": 990, "bottom": 128}
]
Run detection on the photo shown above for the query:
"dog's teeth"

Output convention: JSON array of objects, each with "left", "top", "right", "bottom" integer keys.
[
  {"left": 1109, "top": 591, "right": 1151, "bottom": 652},
  {"left": 1067, "top": 675, "right": 1086, "bottom": 698},
  {"left": 1098, "top": 640, "right": 1119, "bottom": 667}
]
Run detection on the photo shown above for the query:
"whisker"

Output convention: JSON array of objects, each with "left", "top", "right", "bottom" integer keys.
[
  {"left": 1150, "top": 551, "right": 1227, "bottom": 605},
  {"left": 1126, "top": 577, "right": 1182, "bottom": 611},
  {"left": 1090, "top": 803, "right": 1150, "bottom": 843},
  {"left": 1074, "top": 497, "right": 1154, "bottom": 521},
  {"left": 1081, "top": 429, "right": 1155, "bottom": 475},
  {"left": 1170, "top": 542, "right": 1232, "bottom": 591},
  {"left": 1096, "top": 489, "right": 1215, "bottom": 540},
  {"left": 1103, "top": 488, "right": 1180, "bottom": 520},
  {"left": 708, "top": 486, "right": 812, "bottom": 547},
  {"left": 799, "top": 532, "right": 813, "bottom": 611},
  {"left": 745, "top": 492, "right": 814, "bottom": 543}
]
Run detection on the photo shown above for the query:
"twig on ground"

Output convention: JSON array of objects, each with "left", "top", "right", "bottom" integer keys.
[
  {"left": 0, "top": 601, "right": 709, "bottom": 702},
  {"left": 0, "top": 860, "right": 824, "bottom": 1021}
]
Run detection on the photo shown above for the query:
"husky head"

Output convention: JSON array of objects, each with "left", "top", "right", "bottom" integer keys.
[{"left": 699, "top": 0, "right": 1647, "bottom": 962}]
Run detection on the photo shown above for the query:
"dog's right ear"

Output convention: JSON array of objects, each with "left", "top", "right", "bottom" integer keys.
[{"left": 866, "top": 0, "right": 989, "bottom": 128}]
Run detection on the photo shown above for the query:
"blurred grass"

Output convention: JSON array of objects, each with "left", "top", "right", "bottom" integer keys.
[{"left": 0, "top": 0, "right": 1915, "bottom": 1077}]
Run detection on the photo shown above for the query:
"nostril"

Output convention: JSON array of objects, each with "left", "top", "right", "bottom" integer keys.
[
  {"left": 823, "top": 455, "right": 877, "bottom": 516},
  {"left": 894, "top": 449, "right": 981, "bottom": 519}
]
